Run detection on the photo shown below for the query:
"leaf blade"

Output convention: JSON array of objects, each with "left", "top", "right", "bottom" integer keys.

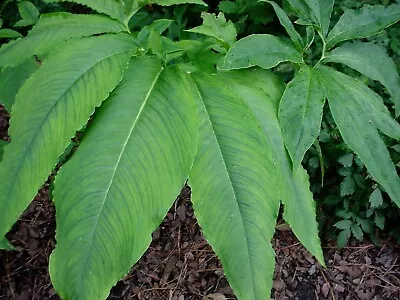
[
  {"left": 220, "top": 34, "right": 303, "bottom": 70},
  {"left": 0, "top": 12, "right": 127, "bottom": 68},
  {"left": 189, "top": 72, "right": 280, "bottom": 299},
  {"left": 326, "top": 4, "right": 400, "bottom": 49},
  {"left": 323, "top": 42, "right": 400, "bottom": 117},
  {"left": 278, "top": 66, "right": 325, "bottom": 170},
  {"left": 0, "top": 34, "right": 136, "bottom": 241},
  {"left": 318, "top": 66, "right": 400, "bottom": 205},
  {"left": 50, "top": 57, "right": 197, "bottom": 300}
]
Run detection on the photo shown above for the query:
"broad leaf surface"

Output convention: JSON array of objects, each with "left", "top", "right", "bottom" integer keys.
[
  {"left": 50, "top": 56, "right": 197, "bottom": 300},
  {"left": 216, "top": 69, "right": 324, "bottom": 266},
  {"left": 44, "top": 0, "right": 125, "bottom": 22},
  {"left": 262, "top": 1, "right": 303, "bottom": 50},
  {"left": 326, "top": 4, "right": 400, "bottom": 49},
  {"left": 0, "top": 140, "right": 6, "bottom": 163},
  {"left": 189, "top": 72, "right": 280, "bottom": 299},
  {"left": 0, "top": 13, "right": 127, "bottom": 68},
  {"left": 220, "top": 34, "right": 303, "bottom": 70},
  {"left": 279, "top": 66, "right": 325, "bottom": 170},
  {"left": 0, "top": 34, "right": 136, "bottom": 241},
  {"left": 0, "top": 57, "right": 39, "bottom": 111},
  {"left": 323, "top": 42, "right": 400, "bottom": 116},
  {"left": 318, "top": 66, "right": 400, "bottom": 205},
  {"left": 0, "top": 29, "right": 22, "bottom": 39}
]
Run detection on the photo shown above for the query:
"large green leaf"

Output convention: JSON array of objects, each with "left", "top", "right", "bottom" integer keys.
[
  {"left": 216, "top": 68, "right": 324, "bottom": 266},
  {"left": 326, "top": 4, "right": 400, "bottom": 49},
  {"left": 220, "top": 34, "right": 303, "bottom": 70},
  {"left": 189, "top": 72, "right": 281, "bottom": 299},
  {"left": 303, "top": 0, "right": 333, "bottom": 36},
  {"left": 0, "top": 34, "right": 136, "bottom": 243},
  {"left": 0, "top": 57, "right": 39, "bottom": 111},
  {"left": 0, "top": 13, "right": 127, "bottom": 68},
  {"left": 151, "top": 0, "right": 207, "bottom": 6},
  {"left": 323, "top": 42, "right": 400, "bottom": 117},
  {"left": 44, "top": 0, "right": 125, "bottom": 22},
  {"left": 279, "top": 66, "right": 325, "bottom": 170},
  {"left": 50, "top": 56, "right": 197, "bottom": 300},
  {"left": 318, "top": 66, "right": 400, "bottom": 205}
]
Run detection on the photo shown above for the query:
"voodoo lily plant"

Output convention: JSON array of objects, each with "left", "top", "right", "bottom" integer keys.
[{"left": 0, "top": 0, "right": 400, "bottom": 299}]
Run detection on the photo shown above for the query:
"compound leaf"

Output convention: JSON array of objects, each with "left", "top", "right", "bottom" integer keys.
[
  {"left": 0, "top": 13, "right": 127, "bottom": 68},
  {"left": 217, "top": 68, "right": 324, "bottom": 266},
  {"left": 279, "top": 66, "right": 325, "bottom": 170},
  {"left": 189, "top": 72, "right": 280, "bottom": 299},
  {"left": 326, "top": 4, "right": 400, "bottom": 49},
  {"left": 318, "top": 66, "right": 400, "bottom": 205},
  {"left": 323, "top": 42, "right": 400, "bottom": 117},
  {"left": 0, "top": 57, "right": 39, "bottom": 111},
  {"left": 0, "top": 34, "right": 136, "bottom": 243},
  {"left": 50, "top": 56, "right": 197, "bottom": 300},
  {"left": 220, "top": 34, "right": 303, "bottom": 70},
  {"left": 186, "top": 12, "right": 237, "bottom": 48}
]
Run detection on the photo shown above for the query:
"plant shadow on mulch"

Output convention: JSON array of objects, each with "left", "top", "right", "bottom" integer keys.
[{"left": 1, "top": 105, "right": 400, "bottom": 300}]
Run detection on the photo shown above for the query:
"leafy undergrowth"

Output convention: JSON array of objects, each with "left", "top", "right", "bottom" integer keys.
[{"left": 0, "top": 106, "right": 399, "bottom": 300}]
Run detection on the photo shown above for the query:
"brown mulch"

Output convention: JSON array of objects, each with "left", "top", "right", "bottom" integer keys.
[{"left": 1, "top": 105, "right": 400, "bottom": 300}]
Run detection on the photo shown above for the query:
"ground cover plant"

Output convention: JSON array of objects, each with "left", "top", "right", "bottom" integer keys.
[{"left": 0, "top": 0, "right": 400, "bottom": 299}]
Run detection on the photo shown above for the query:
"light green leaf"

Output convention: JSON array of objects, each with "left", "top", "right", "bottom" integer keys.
[
  {"left": 215, "top": 69, "right": 324, "bottom": 266},
  {"left": 50, "top": 57, "right": 197, "bottom": 300},
  {"left": 320, "top": 67, "right": 400, "bottom": 140},
  {"left": 326, "top": 4, "right": 400, "bottom": 49},
  {"left": 370, "top": 188, "right": 383, "bottom": 208},
  {"left": 303, "top": 0, "right": 333, "bottom": 35},
  {"left": 17, "top": 1, "right": 39, "bottom": 26},
  {"left": 351, "top": 223, "right": 363, "bottom": 241},
  {"left": 262, "top": 1, "right": 303, "bottom": 50},
  {"left": 318, "top": 66, "right": 400, "bottom": 205},
  {"left": 0, "top": 57, "right": 39, "bottom": 111},
  {"left": 44, "top": 0, "right": 125, "bottom": 22},
  {"left": 323, "top": 42, "right": 400, "bottom": 117},
  {"left": 189, "top": 72, "right": 280, "bottom": 299},
  {"left": 0, "top": 13, "right": 127, "bottom": 68},
  {"left": 220, "top": 34, "right": 303, "bottom": 70},
  {"left": 186, "top": 12, "right": 237, "bottom": 48},
  {"left": 279, "top": 66, "right": 325, "bottom": 170},
  {"left": 0, "top": 34, "right": 136, "bottom": 242},
  {"left": 137, "top": 19, "right": 173, "bottom": 43},
  {"left": 334, "top": 219, "right": 352, "bottom": 230},
  {"left": 0, "top": 29, "right": 22, "bottom": 39}
]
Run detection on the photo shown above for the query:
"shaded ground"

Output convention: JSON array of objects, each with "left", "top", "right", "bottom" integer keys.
[{"left": 0, "top": 105, "right": 400, "bottom": 299}]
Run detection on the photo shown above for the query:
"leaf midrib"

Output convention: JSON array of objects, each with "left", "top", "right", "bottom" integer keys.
[
  {"left": 78, "top": 66, "right": 163, "bottom": 292},
  {"left": 192, "top": 80, "right": 257, "bottom": 299},
  {"left": 2, "top": 47, "right": 133, "bottom": 225}
]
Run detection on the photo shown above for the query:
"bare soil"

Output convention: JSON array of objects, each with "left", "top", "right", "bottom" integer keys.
[{"left": 0, "top": 105, "right": 399, "bottom": 300}]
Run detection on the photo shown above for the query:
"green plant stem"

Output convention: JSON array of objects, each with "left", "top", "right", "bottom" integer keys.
[{"left": 315, "top": 30, "right": 327, "bottom": 68}]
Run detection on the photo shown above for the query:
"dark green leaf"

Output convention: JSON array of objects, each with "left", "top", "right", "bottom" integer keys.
[
  {"left": 351, "top": 223, "right": 363, "bottom": 241},
  {"left": 340, "top": 176, "right": 355, "bottom": 197},
  {"left": 370, "top": 188, "right": 383, "bottom": 208},
  {"left": 338, "top": 153, "right": 354, "bottom": 167}
]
